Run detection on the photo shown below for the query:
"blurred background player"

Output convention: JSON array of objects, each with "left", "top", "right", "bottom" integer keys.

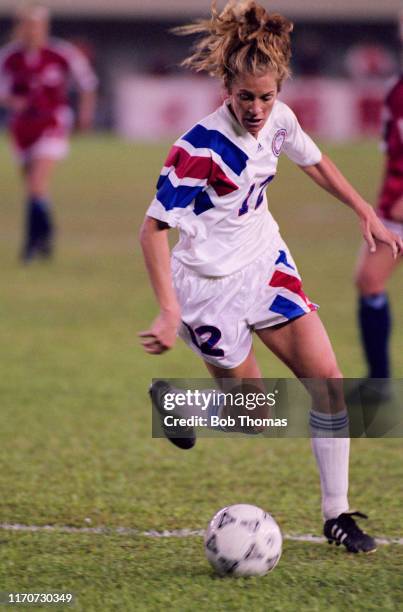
[
  {"left": 0, "top": 3, "right": 98, "bottom": 262},
  {"left": 353, "top": 15, "right": 403, "bottom": 395}
]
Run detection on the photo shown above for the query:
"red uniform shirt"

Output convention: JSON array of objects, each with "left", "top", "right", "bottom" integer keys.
[
  {"left": 0, "top": 39, "right": 97, "bottom": 149},
  {"left": 378, "top": 75, "right": 403, "bottom": 219}
]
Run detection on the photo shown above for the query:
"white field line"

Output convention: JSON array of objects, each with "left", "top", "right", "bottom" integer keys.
[{"left": 0, "top": 523, "right": 402, "bottom": 546}]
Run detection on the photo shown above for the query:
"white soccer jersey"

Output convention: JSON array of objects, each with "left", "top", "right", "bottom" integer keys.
[{"left": 146, "top": 99, "right": 322, "bottom": 277}]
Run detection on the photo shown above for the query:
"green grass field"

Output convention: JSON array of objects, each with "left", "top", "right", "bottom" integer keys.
[{"left": 0, "top": 134, "right": 402, "bottom": 611}]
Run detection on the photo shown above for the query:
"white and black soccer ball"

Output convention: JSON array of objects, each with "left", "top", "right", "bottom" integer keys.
[{"left": 204, "top": 504, "right": 282, "bottom": 577}]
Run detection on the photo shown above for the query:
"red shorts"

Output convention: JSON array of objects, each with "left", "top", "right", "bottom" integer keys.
[{"left": 10, "top": 106, "right": 73, "bottom": 163}]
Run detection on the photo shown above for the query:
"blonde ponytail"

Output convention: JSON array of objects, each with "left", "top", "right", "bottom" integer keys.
[{"left": 174, "top": 1, "right": 293, "bottom": 88}]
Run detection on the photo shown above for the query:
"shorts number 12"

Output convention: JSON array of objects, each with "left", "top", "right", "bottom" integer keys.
[{"left": 183, "top": 322, "right": 224, "bottom": 357}]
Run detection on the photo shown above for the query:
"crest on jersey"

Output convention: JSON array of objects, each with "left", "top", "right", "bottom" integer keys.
[
  {"left": 272, "top": 128, "right": 287, "bottom": 157},
  {"left": 41, "top": 64, "right": 64, "bottom": 87}
]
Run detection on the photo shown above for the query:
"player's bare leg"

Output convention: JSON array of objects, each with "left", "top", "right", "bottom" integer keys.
[
  {"left": 355, "top": 241, "right": 400, "bottom": 296},
  {"left": 204, "top": 347, "right": 262, "bottom": 379},
  {"left": 26, "top": 156, "right": 57, "bottom": 196},
  {"left": 21, "top": 157, "right": 57, "bottom": 262},
  {"left": 150, "top": 348, "right": 265, "bottom": 448},
  {"left": 256, "top": 311, "right": 376, "bottom": 553},
  {"left": 256, "top": 310, "right": 341, "bottom": 377},
  {"left": 203, "top": 348, "right": 271, "bottom": 431}
]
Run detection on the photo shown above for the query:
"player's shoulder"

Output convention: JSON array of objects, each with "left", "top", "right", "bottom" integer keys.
[
  {"left": 46, "top": 37, "right": 82, "bottom": 64},
  {"left": 178, "top": 104, "right": 243, "bottom": 152},
  {"left": 262, "top": 100, "right": 299, "bottom": 148},
  {"left": 173, "top": 104, "right": 249, "bottom": 173},
  {"left": 271, "top": 99, "right": 298, "bottom": 126}
]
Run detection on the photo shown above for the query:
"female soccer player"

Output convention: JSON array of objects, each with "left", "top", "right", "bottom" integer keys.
[
  {"left": 0, "top": 3, "right": 98, "bottom": 262},
  {"left": 140, "top": 1, "right": 402, "bottom": 552},
  {"left": 353, "top": 73, "right": 403, "bottom": 393}
]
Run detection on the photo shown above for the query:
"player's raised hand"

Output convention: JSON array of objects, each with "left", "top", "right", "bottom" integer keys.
[
  {"left": 359, "top": 205, "right": 403, "bottom": 259},
  {"left": 139, "top": 310, "right": 181, "bottom": 354}
]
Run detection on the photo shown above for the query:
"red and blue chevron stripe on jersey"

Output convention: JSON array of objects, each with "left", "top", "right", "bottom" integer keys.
[
  {"left": 182, "top": 125, "right": 249, "bottom": 176},
  {"left": 155, "top": 124, "right": 247, "bottom": 214},
  {"left": 268, "top": 249, "right": 317, "bottom": 319}
]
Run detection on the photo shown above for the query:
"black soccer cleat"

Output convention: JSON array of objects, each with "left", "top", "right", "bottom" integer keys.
[
  {"left": 20, "top": 239, "right": 38, "bottom": 264},
  {"left": 20, "top": 226, "right": 54, "bottom": 264},
  {"left": 149, "top": 380, "right": 196, "bottom": 450},
  {"left": 36, "top": 235, "right": 54, "bottom": 260},
  {"left": 324, "top": 511, "right": 377, "bottom": 553},
  {"left": 20, "top": 236, "right": 54, "bottom": 263}
]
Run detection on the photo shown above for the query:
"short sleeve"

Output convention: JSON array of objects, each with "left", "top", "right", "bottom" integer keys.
[
  {"left": 281, "top": 104, "right": 322, "bottom": 166},
  {"left": 146, "top": 141, "right": 213, "bottom": 228},
  {"left": 55, "top": 40, "right": 98, "bottom": 92}
]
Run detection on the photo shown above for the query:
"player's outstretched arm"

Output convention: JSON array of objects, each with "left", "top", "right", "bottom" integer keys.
[
  {"left": 64, "top": 42, "right": 98, "bottom": 131},
  {"left": 300, "top": 154, "right": 403, "bottom": 259},
  {"left": 77, "top": 89, "right": 97, "bottom": 131},
  {"left": 138, "top": 216, "right": 181, "bottom": 355}
]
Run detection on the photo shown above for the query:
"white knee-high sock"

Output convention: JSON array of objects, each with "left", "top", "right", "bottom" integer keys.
[
  {"left": 311, "top": 437, "right": 350, "bottom": 520},
  {"left": 310, "top": 410, "right": 350, "bottom": 520}
]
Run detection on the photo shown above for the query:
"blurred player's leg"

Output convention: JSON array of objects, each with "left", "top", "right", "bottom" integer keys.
[
  {"left": 22, "top": 157, "right": 57, "bottom": 262},
  {"left": 354, "top": 242, "right": 400, "bottom": 380}
]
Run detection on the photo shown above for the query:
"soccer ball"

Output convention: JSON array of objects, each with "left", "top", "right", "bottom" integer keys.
[{"left": 204, "top": 504, "right": 282, "bottom": 577}]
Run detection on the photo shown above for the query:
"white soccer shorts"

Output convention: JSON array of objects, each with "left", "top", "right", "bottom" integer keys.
[
  {"left": 382, "top": 218, "right": 403, "bottom": 239},
  {"left": 13, "top": 106, "right": 73, "bottom": 164},
  {"left": 15, "top": 136, "right": 70, "bottom": 164},
  {"left": 172, "top": 238, "right": 318, "bottom": 369}
]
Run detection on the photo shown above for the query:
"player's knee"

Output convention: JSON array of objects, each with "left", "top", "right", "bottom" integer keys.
[
  {"left": 315, "top": 360, "right": 342, "bottom": 380},
  {"left": 308, "top": 366, "right": 344, "bottom": 411},
  {"left": 330, "top": 365, "right": 343, "bottom": 379},
  {"left": 354, "top": 267, "right": 366, "bottom": 292},
  {"left": 326, "top": 375, "right": 345, "bottom": 408},
  {"left": 27, "top": 179, "right": 46, "bottom": 199},
  {"left": 354, "top": 268, "right": 384, "bottom": 295}
]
